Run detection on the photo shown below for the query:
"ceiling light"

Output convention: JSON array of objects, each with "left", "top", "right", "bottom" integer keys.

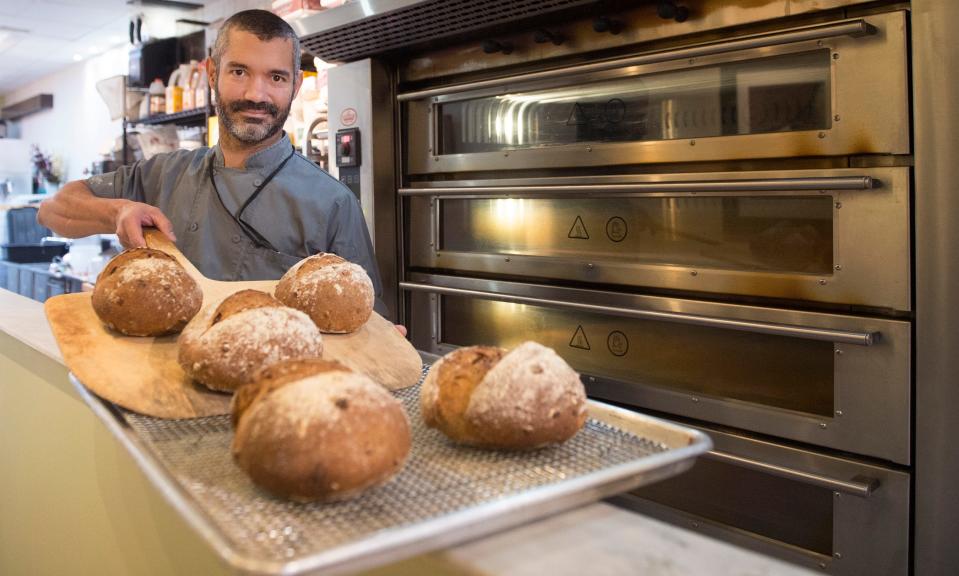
[
  {"left": 88, "top": 46, "right": 101, "bottom": 54},
  {"left": 126, "top": 0, "right": 204, "bottom": 9},
  {"left": 73, "top": 54, "right": 83, "bottom": 61}
]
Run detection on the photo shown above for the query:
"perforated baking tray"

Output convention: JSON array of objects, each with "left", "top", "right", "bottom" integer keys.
[{"left": 71, "top": 366, "right": 711, "bottom": 575}]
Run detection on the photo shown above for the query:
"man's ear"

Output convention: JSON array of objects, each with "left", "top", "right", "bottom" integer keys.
[{"left": 208, "top": 59, "right": 217, "bottom": 90}]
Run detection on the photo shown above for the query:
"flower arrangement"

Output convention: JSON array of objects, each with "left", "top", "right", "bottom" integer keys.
[{"left": 30, "top": 144, "right": 63, "bottom": 185}]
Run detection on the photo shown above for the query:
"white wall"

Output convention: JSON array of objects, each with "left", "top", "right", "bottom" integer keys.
[
  {"left": 2, "top": 45, "right": 128, "bottom": 183},
  {"left": 0, "top": 0, "right": 272, "bottom": 184}
]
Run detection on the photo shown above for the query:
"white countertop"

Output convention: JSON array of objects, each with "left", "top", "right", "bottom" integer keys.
[{"left": 0, "top": 286, "right": 817, "bottom": 576}]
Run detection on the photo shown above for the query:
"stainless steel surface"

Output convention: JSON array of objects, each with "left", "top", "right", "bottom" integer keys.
[
  {"left": 404, "top": 273, "right": 910, "bottom": 464},
  {"left": 399, "top": 176, "right": 877, "bottom": 195},
  {"left": 70, "top": 370, "right": 711, "bottom": 576},
  {"left": 405, "top": 11, "right": 909, "bottom": 172},
  {"left": 704, "top": 451, "right": 877, "bottom": 498},
  {"left": 913, "top": 1, "right": 959, "bottom": 574},
  {"left": 406, "top": 168, "right": 910, "bottom": 311},
  {"left": 614, "top": 424, "right": 910, "bottom": 576},
  {"left": 401, "top": 281, "right": 879, "bottom": 346},
  {"left": 327, "top": 59, "right": 399, "bottom": 319},
  {"left": 397, "top": 18, "right": 875, "bottom": 102},
  {"left": 295, "top": 0, "right": 598, "bottom": 63}
]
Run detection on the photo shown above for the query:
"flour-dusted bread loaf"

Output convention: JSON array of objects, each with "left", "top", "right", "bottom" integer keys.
[
  {"left": 274, "top": 253, "right": 374, "bottom": 333},
  {"left": 231, "top": 358, "right": 411, "bottom": 502},
  {"left": 177, "top": 289, "right": 324, "bottom": 392},
  {"left": 91, "top": 247, "right": 202, "bottom": 336},
  {"left": 421, "top": 341, "right": 588, "bottom": 450}
]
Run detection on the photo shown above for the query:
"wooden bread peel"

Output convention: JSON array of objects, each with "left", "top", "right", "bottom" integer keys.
[{"left": 44, "top": 230, "right": 423, "bottom": 418}]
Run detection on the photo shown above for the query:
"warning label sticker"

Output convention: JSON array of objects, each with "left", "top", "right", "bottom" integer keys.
[
  {"left": 569, "top": 325, "right": 591, "bottom": 350},
  {"left": 568, "top": 215, "right": 590, "bottom": 240}
]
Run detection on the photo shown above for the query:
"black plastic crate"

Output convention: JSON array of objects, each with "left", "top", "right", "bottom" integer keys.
[{"left": 2, "top": 242, "right": 69, "bottom": 263}]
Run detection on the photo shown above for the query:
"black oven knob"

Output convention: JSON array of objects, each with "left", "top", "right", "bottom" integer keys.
[
  {"left": 657, "top": 1, "right": 689, "bottom": 23},
  {"left": 482, "top": 39, "right": 513, "bottom": 55},
  {"left": 592, "top": 16, "right": 623, "bottom": 35},
  {"left": 533, "top": 28, "right": 565, "bottom": 45}
]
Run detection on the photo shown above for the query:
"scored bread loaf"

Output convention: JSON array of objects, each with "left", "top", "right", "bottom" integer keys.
[
  {"left": 232, "top": 358, "right": 411, "bottom": 502},
  {"left": 91, "top": 247, "right": 202, "bottom": 336},
  {"left": 177, "top": 289, "right": 324, "bottom": 392},
  {"left": 421, "top": 341, "right": 588, "bottom": 450},
  {"left": 274, "top": 253, "right": 374, "bottom": 333}
]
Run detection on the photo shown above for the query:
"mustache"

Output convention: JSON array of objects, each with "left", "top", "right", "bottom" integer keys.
[{"left": 228, "top": 100, "right": 279, "bottom": 117}]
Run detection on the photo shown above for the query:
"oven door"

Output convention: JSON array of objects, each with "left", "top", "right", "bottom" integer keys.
[
  {"left": 402, "top": 274, "right": 910, "bottom": 464},
  {"left": 405, "top": 167, "right": 910, "bottom": 312},
  {"left": 612, "top": 425, "right": 909, "bottom": 576},
  {"left": 402, "top": 11, "right": 908, "bottom": 173}
]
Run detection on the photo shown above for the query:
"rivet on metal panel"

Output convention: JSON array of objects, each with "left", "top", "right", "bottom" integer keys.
[
  {"left": 817, "top": 40, "right": 823, "bottom": 47},
  {"left": 819, "top": 562, "right": 827, "bottom": 570},
  {"left": 819, "top": 279, "right": 827, "bottom": 285},
  {"left": 692, "top": 522, "right": 700, "bottom": 528},
  {"left": 835, "top": 265, "right": 842, "bottom": 271},
  {"left": 835, "top": 410, "right": 843, "bottom": 417},
  {"left": 428, "top": 241, "right": 434, "bottom": 247},
  {"left": 836, "top": 348, "right": 844, "bottom": 356},
  {"left": 818, "top": 132, "right": 826, "bottom": 139},
  {"left": 428, "top": 147, "right": 432, "bottom": 152},
  {"left": 834, "top": 553, "right": 843, "bottom": 559},
  {"left": 834, "top": 114, "right": 841, "bottom": 122},
  {"left": 688, "top": 58, "right": 694, "bottom": 65},
  {"left": 833, "top": 52, "right": 840, "bottom": 60},
  {"left": 586, "top": 145, "right": 592, "bottom": 152},
  {"left": 586, "top": 263, "right": 594, "bottom": 269},
  {"left": 690, "top": 397, "right": 699, "bottom": 403},
  {"left": 819, "top": 422, "right": 828, "bottom": 429},
  {"left": 504, "top": 152, "right": 509, "bottom": 157},
  {"left": 434, "top": 156, "right": 439, "bottom": 161},
  {"left": 505, "top": 257, "right": 511, "bottom": 262},
  {"left": 835, "top": 201, "right": 842, "bottom": 209},
  {"left": 689, "top": 139, "right": 696, "bottom": 146},
  {"left": 835, "top": 491, "right": 841, "bottom": 498},
  {"left": 690, "top": 270, "right": 698, "bottom": 276},
  {"left": 588, "top": 376, "right": 596, "bottom": 382}
]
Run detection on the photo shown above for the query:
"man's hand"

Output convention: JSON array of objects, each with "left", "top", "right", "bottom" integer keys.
[{"left": 114, "top": 201, "right": 177, "bottom": 248}]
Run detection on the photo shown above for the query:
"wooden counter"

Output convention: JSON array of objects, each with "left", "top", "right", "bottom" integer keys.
[{"left": 0, "top": 287, "right": 816, "bottom": 576}]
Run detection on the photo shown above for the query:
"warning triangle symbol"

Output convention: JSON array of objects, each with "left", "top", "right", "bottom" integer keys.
[
  {"left": 566, "top": 102, "right": 588, "bottom": 126},
  {"left": 568, "top": 215, "right": 590, "bottom": 240},
  {"left": 569, "top": 325, "right": 591, "bottom": 350}
]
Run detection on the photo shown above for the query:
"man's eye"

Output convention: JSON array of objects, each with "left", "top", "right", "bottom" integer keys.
[
  {"left": 272, "top": 74, "right": 285, "bottom": 82},
  {"left": 230, "top": 69, "right": 244, "bottom": 77}
]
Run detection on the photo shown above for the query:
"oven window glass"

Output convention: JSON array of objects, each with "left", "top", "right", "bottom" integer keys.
[
  {"left": 629, "top": 457, "right": 834, "bottom": 556},
  {"left": 440, "top": 296, "right": 835, "bottom": 417},
  {"left": 437, "top": 50, "right": 831, "bottom": 154},
  {"left": 440, "top": 196, "right": 834, "bottom": 274}
]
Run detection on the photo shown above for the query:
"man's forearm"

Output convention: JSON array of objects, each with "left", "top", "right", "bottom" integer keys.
[{"left": 38, "top": 180, "right": 126, "bottom": 238}]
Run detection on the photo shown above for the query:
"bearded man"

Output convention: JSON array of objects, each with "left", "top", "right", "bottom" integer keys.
[{"left": 39, "top": 9, "right": 388, "bottom": 315}]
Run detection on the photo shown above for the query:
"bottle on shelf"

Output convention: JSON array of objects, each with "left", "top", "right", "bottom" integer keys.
[
  {"left": 194, "top": 59, "right": 209, "bottom": 111},
  {"left": 183, "top": 60, "right": 199, "bottom": 110},
  {"left": 165, "top": 65, "right": 186, "bottom": 115},
  {"left": 148, "top": 78, "right": 165, "bottom": 116}
]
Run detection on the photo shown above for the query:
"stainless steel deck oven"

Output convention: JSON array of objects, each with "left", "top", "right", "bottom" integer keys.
[{"left": 297, "top": 1, "right": 959, "bottom": 574}]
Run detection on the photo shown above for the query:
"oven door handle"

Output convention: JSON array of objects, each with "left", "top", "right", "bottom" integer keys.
[
  {"left": 399, "top": 282, "right": 880, "bottom": 346},
  {"left": 706, "top": 450, "right": 879, "bottom": 498},
  {"left": 398, "top": 18, "right": 876, "bottom": 101},
  {"left": 398, "top": 176, "right": 877, "bottom": 196}
]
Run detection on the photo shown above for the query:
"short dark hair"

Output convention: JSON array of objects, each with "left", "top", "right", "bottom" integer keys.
[{"left": 212, "top": 9, "right": 301, "bottom": 74}]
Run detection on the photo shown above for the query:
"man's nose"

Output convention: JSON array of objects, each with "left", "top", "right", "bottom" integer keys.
[{"left": 243, "top": 75, "right": 269, "bottom": 102}]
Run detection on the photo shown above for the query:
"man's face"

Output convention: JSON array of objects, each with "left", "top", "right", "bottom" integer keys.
[{"left": 212, "top": 29, "right": 301, "bottom": 145}]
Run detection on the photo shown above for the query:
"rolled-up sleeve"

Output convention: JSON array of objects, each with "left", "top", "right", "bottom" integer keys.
[{"left": 84, "top": 154, "right": 169, "bottom": 204}]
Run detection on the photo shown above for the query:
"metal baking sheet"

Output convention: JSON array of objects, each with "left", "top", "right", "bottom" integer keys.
[{"left": 72, "top": 365, "right": 711, "bottom": 575}]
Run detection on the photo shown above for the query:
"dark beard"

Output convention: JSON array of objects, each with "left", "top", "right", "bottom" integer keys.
[{"left": 215, "top": 90, "right": 292, "bottom": 145}]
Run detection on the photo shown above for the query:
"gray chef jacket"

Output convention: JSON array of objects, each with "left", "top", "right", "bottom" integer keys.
[{"left": 85, "top": 133, "right": 385, "bottom": 313}]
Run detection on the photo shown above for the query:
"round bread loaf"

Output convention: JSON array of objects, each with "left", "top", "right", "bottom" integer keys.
[
  {"left": 274, "top": 253, "right": 374, "bottom": 333},
  {"left": 421, "top": 341, "right": 587, "bottom": 450},
  {"left": 232, "top": 358, "right": 411, "bottom": 502},
  {"left": 92, "top": 247, "right": 202, "bottom": 336},
  {"left": 178, "top": 289, "right": 324, "bottom": 392}
]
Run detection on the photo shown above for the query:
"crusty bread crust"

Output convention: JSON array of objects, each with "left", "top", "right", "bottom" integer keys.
[
  {"left": 275, "top": 253, "right": 374, "bottom": 333},
  {"left": 232, "top": 361, "right": 411, "bottom": 502},
  {"left": 421, "top": 342, "right": 587, "bottom": 450},
  {"left": 177, "top": 290, "right": 324, "bottom": 392},
  {"left": 92, "top": 248, "right": 202, "bottom": 336}
]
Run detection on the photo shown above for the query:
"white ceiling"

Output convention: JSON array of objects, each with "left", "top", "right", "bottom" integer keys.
[{"left": 0, "top": 0, "right": 219, "bottom": 97}]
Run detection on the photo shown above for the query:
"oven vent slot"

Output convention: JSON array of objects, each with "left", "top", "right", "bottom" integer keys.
[{"left": 299, "top": 0, "right": 596, "bottom": 63}]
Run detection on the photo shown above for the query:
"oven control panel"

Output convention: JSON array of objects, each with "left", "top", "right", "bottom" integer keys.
[{"left": 335, "top": 128, "right": 361, "bottom": 200}]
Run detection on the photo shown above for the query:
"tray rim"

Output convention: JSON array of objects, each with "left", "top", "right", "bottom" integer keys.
[{"left": 70, "top": 372, "right": 712, "bottom": 576}]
